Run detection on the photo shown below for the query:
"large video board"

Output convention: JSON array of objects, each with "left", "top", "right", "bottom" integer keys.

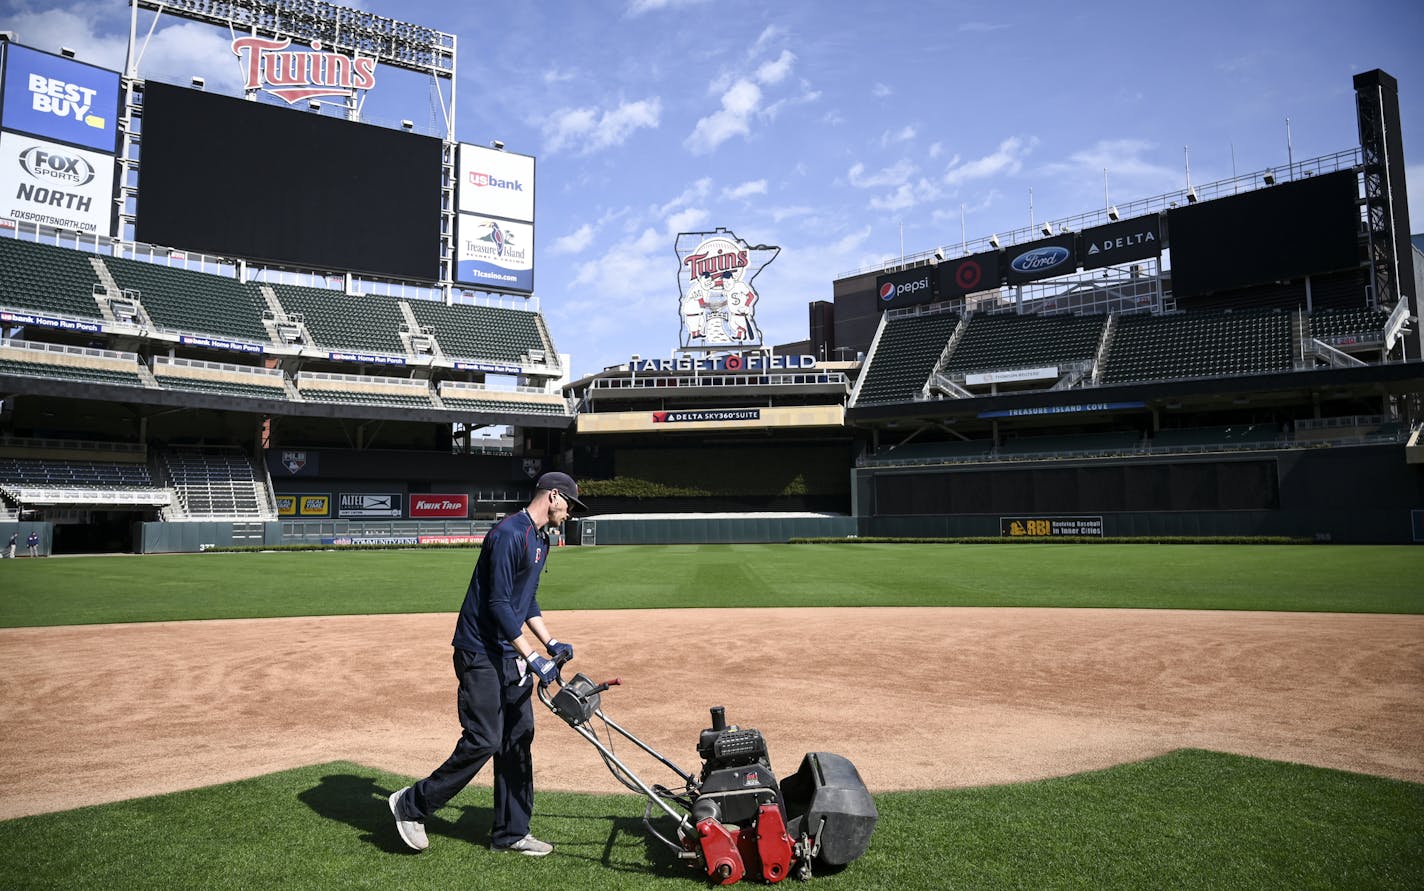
[
  {"left": 1167, "top": 170, "right": 1359, "bottom": 298},
  {"left": 136, "top": 81, "right": 441, "bottom": 281}
]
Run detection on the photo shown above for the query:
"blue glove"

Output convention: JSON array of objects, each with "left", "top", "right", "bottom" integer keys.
[
  {"left": 546, "top": 639, "right": 574, "bottom": 662},
  {"left": 527, "top": 653, "right": 559, "bottom": 686}
]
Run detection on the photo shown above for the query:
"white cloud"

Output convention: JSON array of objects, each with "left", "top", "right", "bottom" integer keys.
[
  {"left": 869, "top": 178, "right": 942, "bottom": 212},
  {"left": 958, "top": 21, "right": 1008, "bottom": 32},
  {"left": 756, "top": 50, "right": 796, "bottom": 85},
  {"left": 549, "top": 223, "right": 597, "bottom": 256},
  {"left": 685, "top": 79, "right": 761, "bottom": 154},
  {"left": 929, "top": 141, "right": 945, "bottom": 159},
  {"left": 666, "top": 207, "right": 709, "bottom": 234},
  {"left": 543, "top": 67, "right": 576, "bottom": 84},
  {"left": 658, "top": 177, "right": 712, "bottom": 216},
  {"left": 626, "top": 0, "right": 710, "bottom": 14},
  {"left": 542, "top": 97, "right": 662, "bottom": 155},
  {"left": 848, "top": 159, "right": 917, "bottom": 189},
  {"left": 1038, "top": 139, "right": 1181, "bottom": 195},
  {"left": 943, "top": 136, "right": 1036, "bottom": 186},
  {"left": 752, "top": 25, "right": 786, "bottom": 53},
  {"left": 881, "top": 125, "right": 917, "bottom": 147},
  {"left": 724, "top": 179, "right": 768, "bottom": 200},
  {"left": 872, "top": 83, "right": 893, "bottom": 98}
]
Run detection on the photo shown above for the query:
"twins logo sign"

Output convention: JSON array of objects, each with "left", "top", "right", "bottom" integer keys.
[{"left": 676, "top": 229, "right": 780, "bottom": 349}]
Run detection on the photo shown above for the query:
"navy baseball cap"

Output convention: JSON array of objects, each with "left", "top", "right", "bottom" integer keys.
[{"left": 536, "top": 471, "right": 588, "bottom": 513}]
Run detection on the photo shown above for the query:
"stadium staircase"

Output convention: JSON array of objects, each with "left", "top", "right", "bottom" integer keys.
[
  {"left": 156, "top": 447, "right": 276, "bottom": 521},
  {"left": 851, "top": 308, "right": 961, "bottom": 406}
]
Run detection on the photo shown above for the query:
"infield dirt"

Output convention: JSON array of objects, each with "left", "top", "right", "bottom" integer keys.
[{"left": 1, "top": 607, "right": 1420, "bottom": 819}]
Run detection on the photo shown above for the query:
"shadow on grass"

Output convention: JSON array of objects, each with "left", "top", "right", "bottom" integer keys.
[
  {"left": 296, "top": 772, "right": 495, "bottom": 855},
  {"left": 532, "top": 807, "right": 690, "bottom": 879},
  {"left": 296, "top": 772, "right": 688, "bottom": 879}
]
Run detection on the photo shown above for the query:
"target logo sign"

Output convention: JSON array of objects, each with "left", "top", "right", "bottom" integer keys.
[{"left": 955, "top": 259, "right": 983, "bottom": 291}]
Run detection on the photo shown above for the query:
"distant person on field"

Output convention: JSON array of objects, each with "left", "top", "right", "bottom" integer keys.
[
  {"left": 26, "top": 531, "right": 38, "bottom": 558},
  {"left": 4, "top": 533, "right": 15, "bottom": 559},
  {"left": 389, "top": 471, "right": 588, "bottom": 857}
]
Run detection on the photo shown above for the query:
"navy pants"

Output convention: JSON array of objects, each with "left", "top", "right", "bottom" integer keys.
[{"left": 402, "top": 647, "right": 535, "bottom": 846}]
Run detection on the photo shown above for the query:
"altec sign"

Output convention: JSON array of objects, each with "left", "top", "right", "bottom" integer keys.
[{"left": 231, "top": 37, "right": 376, "bottom": 104}]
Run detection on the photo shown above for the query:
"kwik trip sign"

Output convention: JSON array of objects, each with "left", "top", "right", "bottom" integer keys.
[{"left": 231, "top": 37, "right": 376, "bottom": 104}]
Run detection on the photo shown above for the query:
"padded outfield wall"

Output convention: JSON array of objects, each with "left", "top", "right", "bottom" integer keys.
[{"left": 854, "top": 443, "right": 1423, "bottom": 544}]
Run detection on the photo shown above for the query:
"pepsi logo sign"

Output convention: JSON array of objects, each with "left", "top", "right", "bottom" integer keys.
[
  {"left": 879, "top": 276, "right": 932, "bottom": 302},
  {"left": 1010, "top": 246, "right": 1071, "bottom": 274}
]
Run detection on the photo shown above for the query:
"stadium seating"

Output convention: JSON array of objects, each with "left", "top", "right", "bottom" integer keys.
[
  {"left": 868, "top": 439, "right": 995, "bottom": 464},
  {"left": 272, "top": 284, "right": 407, "bottom": 354},
  {"left": 296, "top": 370, "right": 436, "bottom": 408},
  {"left": 941, "top": 313, "right": 1107, "bottom": 374},
  {"left": 1099, "top": 309, "right": 1292, "bottom": 384},
  {"left": 1309, "top": 307, "right": 1390, "bottom": 342},
  {"left": 0, "top": 454, "right": 170, "bottom": 507},
  {"left": 0, "top": 340, "right": 148, "bottom": 388},
  {"left": 158, "top": 448, "right": 274, "bottom": 519},
  {"left": 853, "top": 310, "right": 961, "bottom": 405},
  {"left": 405, "top": 298, "right": 550, "bottom": 363},
  {"left": 0, "top": 237, "right": 106, "bottom": 320},
  {"left": 997, "top": 430, "right": 1144, "bottom": 456},
  {"left": 102, "top": 255, "right": 271, "bottom": 342},
  {"left": 1151, "top": 424, "right": 1281, "bottom": 448},
  {"left": 438, "top": 381, "right": 569, "bottom": 416},
  {"left": 152, "top": 356, "right": 289, "bottom": 400}
]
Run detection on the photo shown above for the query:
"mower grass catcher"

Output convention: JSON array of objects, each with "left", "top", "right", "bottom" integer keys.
[{"left": 539, "top": 659, "right": 877, "bottom": 885}]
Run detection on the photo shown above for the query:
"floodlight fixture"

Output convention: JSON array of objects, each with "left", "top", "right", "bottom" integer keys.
[
  {"left": 60, "top": 46, "right": 76, "bottom": 58},
  {"left": 401, "top": 119, "right": 414, "bottom": 130},
  {"left": 989, "top": 234, "right": 1000, "bottom": 249},
  {"left": 1107, "top": 205, "right": 1120, "bottom": 221},
  {"left": 1186, "top": 188, "right": 1198, "bottom": 204},
  {"left": 933, "top": 247, "right": 946, "bottom": 263},
  {"left": 1041, "top": 221, "right": 1053, "bottom": 237},
  {"left": 491, "top": 139, "right": 505, "bottom": 150},
  {"left": 1263, "top": 170, "right": 1276, "bottom": 185},
  {"left": 191, "top": 76, "right": 205, "bottom": 88}
]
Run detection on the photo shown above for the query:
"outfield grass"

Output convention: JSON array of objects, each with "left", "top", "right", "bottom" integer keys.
[
  {"left": 0, "top": 543, "right": 1419, "bottom": 628},
  {"left": 0, "top": 750, "right": 1417, "bottom": 890}
]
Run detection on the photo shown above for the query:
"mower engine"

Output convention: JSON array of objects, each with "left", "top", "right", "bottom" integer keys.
[
  {"left": 682, "top": 707, "right": 877, "bottom": 885},
  {"left": 538, "top": 663, "right": 876, "bottom": 886}
]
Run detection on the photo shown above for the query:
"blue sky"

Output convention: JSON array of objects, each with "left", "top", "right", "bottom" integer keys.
[{"left": 3, "top": 0, "right": 1421, "bottom": 379}]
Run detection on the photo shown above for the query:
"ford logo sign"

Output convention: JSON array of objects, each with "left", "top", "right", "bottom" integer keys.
[{"left": 1010, "top": 246, "right": 1071, "bottom": 274}]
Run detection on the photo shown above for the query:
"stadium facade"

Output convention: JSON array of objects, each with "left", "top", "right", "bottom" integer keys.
[{"left": 0, "top": 12, "right": 1420, "bottom": 551}]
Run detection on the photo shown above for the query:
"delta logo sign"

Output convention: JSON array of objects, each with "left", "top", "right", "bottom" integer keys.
[{"left": 231, "top": 37, "right": 376, "bottom": 104}]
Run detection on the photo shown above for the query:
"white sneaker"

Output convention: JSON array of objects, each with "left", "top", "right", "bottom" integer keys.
[
  {"left": 389, "top": 787, "right": 428, "bottom": 852},
  {"left": 491, "top": 834, "right": 553, "bottom": 856}
]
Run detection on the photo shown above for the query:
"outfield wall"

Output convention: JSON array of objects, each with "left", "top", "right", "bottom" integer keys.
[
  {"left": 855, "top": 442, "right": 1423, "bottom": 543},
  {"left": 574, "top": 514, "right": 856, "bottom": 545}
]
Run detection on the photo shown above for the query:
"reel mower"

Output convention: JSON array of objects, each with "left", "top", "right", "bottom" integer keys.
[{"left": 538, "top": 657, "right": 877, "bottom": 885}]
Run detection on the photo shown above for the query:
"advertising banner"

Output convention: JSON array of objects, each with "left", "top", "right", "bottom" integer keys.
[
  {"left": 1003, "top": 233, "right": 1077, "bottom": 284},
  {"left": 936, "top": 249, "right": 1002, "bottom": 299},
  {"left": 874, "top": 265, "right": 937, "bottom": 311},
  {"left": 1080, "top": 216, "right": 1161, "bottom": 270},
  {"left": 1000, "top": 516, "right": 1104, "bottom": 537},
  {"left": 338, "top": 493, "right": 402, "bottom": 518},
  {"left": 409, "top": 493, "right": 469, "bottom": 518},
  {"left": 0, "top": 310, "right": 102, "bottom": 332},
  {"left": 0, "top": 132, "right": 114, "bottom": 235},
  {"left": 965, "top": 366, "right": 1058, "bottom": 386},
  {"left": 1, "top": 43, "right": 121, "bottom": 153},
  {"left": 298, "top": 495, "right": 331, "bottom": 517},
  {"left": 457, "top": 144, "right": 534, "bottom": 222},
  {"left": 456, "top": 214, "right": 533, "bottom": 293},
  {"left": 653, "top": 408, "right": 761, "bottom": 423},
  {"left": 275, "top": 495, "right": 296, "bottom": 516}
]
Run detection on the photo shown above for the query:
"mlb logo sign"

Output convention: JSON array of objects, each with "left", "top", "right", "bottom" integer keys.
[{"left": 282, "top": 451, "right": 307, "bottom": 474}]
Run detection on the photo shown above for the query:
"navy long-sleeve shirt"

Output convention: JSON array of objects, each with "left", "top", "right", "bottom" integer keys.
[{"left": 451, "top": 510, "right": 548, "bottom": 656}]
